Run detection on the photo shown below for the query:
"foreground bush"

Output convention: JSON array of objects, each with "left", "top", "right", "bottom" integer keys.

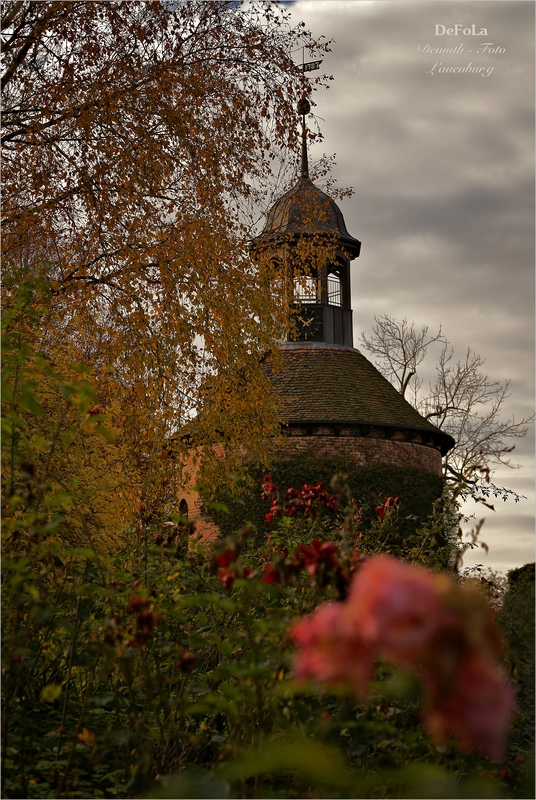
[
  {"left": 2, "top": 288, "right": 534, "bottom": 798},
  {"left": 3, "top": 490, "right": 534, "bottom": 798}
]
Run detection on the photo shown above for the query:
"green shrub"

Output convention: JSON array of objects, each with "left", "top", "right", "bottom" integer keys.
[
  {"left": 497, "top": 563, "right": 535, "bottom": 750},
  {"left": 207, "top": 457, "right": 448, "bottom": 561}
]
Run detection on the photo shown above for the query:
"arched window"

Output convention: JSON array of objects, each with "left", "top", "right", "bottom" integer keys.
[
  {"left": 179, "top": 499, "right": 188, "bottom": 519},
  {"left": 294, "top": 274, "right": 318, "bottom": 303},
  {"left": 327, "top": 272, "right": 342, "bottom": 306}
]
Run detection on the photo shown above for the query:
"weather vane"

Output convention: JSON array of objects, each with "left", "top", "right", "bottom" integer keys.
[
  {"left": 297, "top": 50, "right": 322, "bottom": 176},
  {"left": 302, "top": 59, "right": 322, "bottom": 72},
  {"left": 300, "top": 46, "right": 323, "bottom": 73}
]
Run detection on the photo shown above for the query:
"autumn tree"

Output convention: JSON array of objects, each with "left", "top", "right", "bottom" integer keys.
[
  {"left": 1, "top": 0, "right": 333, "bottom": 501},
  {"left": 359, "top": 315, "right": 533, "bottom": 494},
  {"left": 1, "top": 278, "right": 140, "bottom": 558}
]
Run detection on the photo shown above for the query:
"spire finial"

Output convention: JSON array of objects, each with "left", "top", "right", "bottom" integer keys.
[{"left": 297, "top": 94, "right": 311, "bottom": 177}]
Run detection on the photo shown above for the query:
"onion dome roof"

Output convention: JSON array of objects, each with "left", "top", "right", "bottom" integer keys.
[
  {"left": 263, "top": 342, "right": 454, "bottom": 456},
  {"left": 260, "top": 176, "right": 361, "bottom": 258}
]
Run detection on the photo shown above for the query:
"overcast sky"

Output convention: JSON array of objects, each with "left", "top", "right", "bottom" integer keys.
[{"left": 283, "top": 0, "right": 534, "bottom": 574}]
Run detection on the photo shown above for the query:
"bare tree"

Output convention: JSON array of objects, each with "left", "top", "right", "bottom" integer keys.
[
  {"left": 360, "top": 316, "right": 533, "bottom": 491},
  {"left": 360, "top": 316, "right": 447, "bottom": 399}
]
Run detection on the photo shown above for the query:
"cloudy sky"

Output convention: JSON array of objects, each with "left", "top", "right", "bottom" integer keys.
[{"left": 283, "top": 0, "right": 534, "bottom": 573}]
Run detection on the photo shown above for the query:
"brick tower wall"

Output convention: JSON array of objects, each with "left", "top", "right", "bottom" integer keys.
[
  {"left": 178, "top": 433, "right": 442, "bottom": 543},
  {"left": 275, "top": 430, "right": 443, "bottom": 475}
]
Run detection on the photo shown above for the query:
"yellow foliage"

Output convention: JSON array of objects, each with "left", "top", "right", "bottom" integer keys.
[
  {"left": 2, "top": 300, "right": 139, "bottom": 554},
  {"left": 77, "top": 728, "right": 96, "bottom": 747},
  {"left": 1, "top": 1, "right": 334, "bottom": 496}
]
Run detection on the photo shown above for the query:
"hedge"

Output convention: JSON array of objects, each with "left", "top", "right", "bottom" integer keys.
[{"left": 206, "top": 455, "right": 446, "bottom": 553}]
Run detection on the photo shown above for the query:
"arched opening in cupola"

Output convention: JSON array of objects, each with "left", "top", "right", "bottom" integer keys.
[
  {"left": 327, "top": 271, "right": 342, "bottom": 306},
  {"left": 294, "top": 273, "right": 318, "bottom": 303}
]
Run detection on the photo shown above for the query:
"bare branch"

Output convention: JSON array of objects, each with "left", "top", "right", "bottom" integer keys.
[
  {"left": 1, "top": 1, "right": 25, "bottom": 33},
  {"left": 360, "top": 315, "right": 447, "bottom": 397},
  {"left": 360, "top": 315, "right": 534, "bottom": 490}
]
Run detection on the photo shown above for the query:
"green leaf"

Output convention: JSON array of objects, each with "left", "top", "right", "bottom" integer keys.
[
  {"left": 218, "top": 682, "right": 239, "bottom": 700},
  {"left": 1, "top": 383, "right": 15, "bottom": 404},
  {"left": 41, "top": 684, "right": 62, "bottom": 702},
  {"left": 43, "top": 492, "right": 74, "bottom": 509},
  {"left": 204, "top": 500, "right": 229, "bottom": 514},
  {"left": 18, "top": 385, "right": 44, "bottom": 416},
  {"left": 217, "top": 640, "right": 233, "bottom": 656},
  {"left": 55, "top": 617, "right": 76, "bottom": 635},
  {"left": 64, "top": 547, "right": 97, "bottom": 558},
  {"left": 93, "top": 424, "right": 115, "bottom": 443},
  {"left": 219, "top": 735, "right": 354, "bottom": 789},
  {"left": 70, "top": 363, "right": 91, "bottom": 374},
  {"left": 1, "top": 412, "right": 29, "bottom": 432}
]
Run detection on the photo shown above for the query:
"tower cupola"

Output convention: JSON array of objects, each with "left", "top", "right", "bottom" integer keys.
[{"left": 255, "top": 97, "right": 361, "bottom": 346}]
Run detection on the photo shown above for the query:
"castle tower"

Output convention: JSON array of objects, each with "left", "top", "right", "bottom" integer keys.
[
  {"left": 181, "top": 99, "right": 455, "bottom": 542},
  {"left": 254, "top": 98, "right": 454, "bottom": 478}
]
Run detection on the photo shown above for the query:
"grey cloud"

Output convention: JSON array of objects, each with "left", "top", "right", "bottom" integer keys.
[{"left": 289, "top": 0, "right": 534, "bottom": 572}]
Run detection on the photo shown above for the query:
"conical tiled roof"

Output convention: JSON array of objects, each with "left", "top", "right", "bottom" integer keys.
[{"left": 264, "top": 342, "right": 454, "bottom": 456}]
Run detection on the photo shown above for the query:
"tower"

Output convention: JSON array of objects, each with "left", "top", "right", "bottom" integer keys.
[
  {"left": 181, "top": 99, "right": 455, "bottom": 542},
  {"left": 254, "top": 98, "right": 454, "bottom": 484}
]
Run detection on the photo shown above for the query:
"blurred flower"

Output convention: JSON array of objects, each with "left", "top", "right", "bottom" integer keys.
[
  {"left": 78, "top": 727, "right": 96, "bottom": 746},
  {"left": 422, "top": 652, "right": 515, "bottom": 762},
  {"left": 128, "top": 607, "right": 160, "bottom": 647},
  {"left": 294, "top": 539, "right": 339, "bottom": 576},
  {"left": 262, "top": 563, "right": 281, "bottom": 584},
  {"left": 178, "top": 650, "right": 198, "bottom": 673},
  {"left": 347, "top": 555, "right": 451, "bottom": 665},
  {"left": 375, "top": 496, "right": 400, "bottom": 517},
  {"left": 217, "top": 562, "right": 252, "bottom": 591},
  {"left": 291, "top": 602, "right": 374, "bottom": 697},
  {"left": 126, "top": 597, "right": 150, "bottom": 614},
  {"left": 291, "top": 554, "right": 514, "bottom": 762},
  {"left": 216, "top": 548, "right": 235, "bottom": 568},
  {"left": 261, "top": 475, "right": 278, "bottom": 501},
  {"left": 284, "top": 482, "right": 339, "bottom": 518},
  {"left": 263, "top": 478, "right": 339, "bottom": 522},
  {"left": 218, "top": 568, "right": 238, "bottom": 591}
]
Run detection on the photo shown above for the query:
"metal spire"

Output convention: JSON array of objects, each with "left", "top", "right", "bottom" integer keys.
[{"left": 297, "top": 94, "right": 311, "bottom": 177}]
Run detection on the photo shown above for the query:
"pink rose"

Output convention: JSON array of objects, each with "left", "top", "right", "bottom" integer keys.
[
  {"left": 422, "top": 652, "right": 516, "bottom": 762},
  {"left": 347, "top": 555, "right": 450, "bottom": 665},
  {"left": 290, "top": 555, "right": 515, "bottom": 761},
  {"left": 291, "top": 603, "right": 374, "bottom": 697}
]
